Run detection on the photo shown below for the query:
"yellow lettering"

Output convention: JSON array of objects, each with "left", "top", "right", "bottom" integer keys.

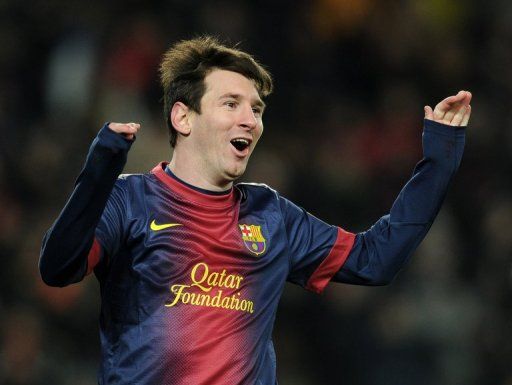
[
  {"left": 166, "top": 263, "right": 254, "bottom": 314},
  {"left": 218, "top": 270, "right": 227, "bottom": 286},
  {"left": 211, "top": 290, "right": 222, "bottom": 307},
  {"left": 190, "top": 292, "right": 201, "bottom": 306},
  {"left": 200, "top": 293, "right": 211, "bottom": 306},
  {"left": 224, "top": 275, "right": 235, "bottom": 288},
  {"left": 221, "top": 296, "right": 230, "bottom": 309},
  {"left": 225, "top": 275, "right": 243, "bottom": 289},
  {"left": 229, "top": 293, "right": 239, "bottom": 310},
  {"left": 190, "top": 263, "right": 211, "bottom": 292},
  {"left": 207, "top": 272, "right": 219, "bottom": 287},
  {"left": 165, "top": 284, "right": 189, "bottom": 307}
]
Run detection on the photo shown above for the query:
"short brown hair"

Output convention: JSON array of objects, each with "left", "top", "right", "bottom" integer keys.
[{"left": 159, "top": 36, "right": 273, "bottom": 147}]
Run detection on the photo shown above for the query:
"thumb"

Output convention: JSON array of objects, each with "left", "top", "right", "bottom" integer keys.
[{"left": 424, "top": 105, "right": 434, "bottom": 120}]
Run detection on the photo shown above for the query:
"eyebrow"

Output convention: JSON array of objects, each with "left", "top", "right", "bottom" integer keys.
[{"left": 219, "top": 93, "right": 266, "bottom": 110}]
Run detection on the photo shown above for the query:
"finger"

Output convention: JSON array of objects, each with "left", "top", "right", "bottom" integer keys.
[
  {"left": 450, "top": 104, "right": 467, "bottom": 126},
  {"left": 126, "top": 122, "right": 141, "bottom": 134},
  {"left": 433, "top": 98, "right": 455, "bottom": 120},
  {"left": 108, "top": 122, "right": 141, "bottom": 134},
  {"left": 125, "top": 123, "right": 140, "bottom": 140},
  {"left": 461, "top": 105, "right": 471, "bottom": 126},
  {"left": 443, "top": 101, "right": 466, "bottom": 123},
  {"left": 108, "top": 122, "right": 140, "bottom": 140},
  {"left": 448, "top": 90, "right": 467, "bottom": 104},
  {"left": 433, "top": 103, "right": 446, "bottom": 120},
  {"left": 443, "top": 106, "right": 457, "bottom": 123},
  {"left": 462, "top": 91, "right": 472, "bottom": 106},
  {"left": 433, "top": 90, "right": 467, "bottom": 118},
  {"left": 424, "top": 105, "right": 434, "bottom": 120}
]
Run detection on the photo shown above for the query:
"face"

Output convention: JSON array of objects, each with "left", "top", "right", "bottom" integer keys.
[{"left": 187, "top": 69, "right": 265, "bottom": 187}]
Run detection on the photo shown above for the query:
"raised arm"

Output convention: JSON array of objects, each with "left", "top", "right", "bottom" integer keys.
[
  {"left": 333, "top": 91, "right": 471, "bottom": 286},
  {"left": 39, "top": 123, "right": 139, "bottom": 287}
]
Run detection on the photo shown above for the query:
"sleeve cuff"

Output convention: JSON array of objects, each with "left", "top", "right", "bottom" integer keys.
[
  {"left": 423, "top": 119, "right": 465, "bottom": 139},
  {"left": 96, "top": 123, "right": 136, "bottom": 153}
]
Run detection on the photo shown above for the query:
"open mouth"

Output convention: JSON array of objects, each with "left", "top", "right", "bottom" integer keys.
[{"left": 230, "top": 138, "right": 251, "bottom": 152}]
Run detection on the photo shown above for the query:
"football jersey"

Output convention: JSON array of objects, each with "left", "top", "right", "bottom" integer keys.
[
  {"left": 40, "top": 119, "right": 465, "bottom": 385},
  {"left": 88, "top": 162, "right": 355, "bottom": 385}
]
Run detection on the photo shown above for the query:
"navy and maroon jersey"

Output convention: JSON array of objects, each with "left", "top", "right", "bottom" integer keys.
[
  {"left": 40, "top": 120, "right": 465, "bottom": 385},
  {"left": 89, "top": 163, "right": 354, "bottom": 385}
]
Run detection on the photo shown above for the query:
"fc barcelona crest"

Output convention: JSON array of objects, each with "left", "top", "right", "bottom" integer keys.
[{"left": 239, "top": 224, "right": 266, "bottom": 256}]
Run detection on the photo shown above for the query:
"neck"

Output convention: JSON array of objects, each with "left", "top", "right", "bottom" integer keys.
[{"left": 168, "top": 150, "right": 233, "bottom": 192}]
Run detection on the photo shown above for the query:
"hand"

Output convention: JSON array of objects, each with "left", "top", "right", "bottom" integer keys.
[
  {"left": 424, "top": 90, "right": 472, "bottom": 126},
  {"left": 108, "top": 122, "right": 141, "bottom": 140}
]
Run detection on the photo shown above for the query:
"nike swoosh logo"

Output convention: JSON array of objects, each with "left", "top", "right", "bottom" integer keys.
[{"left": 150, "top": 220, "right": 183, "bottom": 231}]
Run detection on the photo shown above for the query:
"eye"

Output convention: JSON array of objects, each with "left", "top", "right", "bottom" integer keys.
[
  {"left": 252, "top": 107, "right": 263, "bottom": 116},
  {"left": 225, "top": 101, "right": 237, "bottom": 109}
]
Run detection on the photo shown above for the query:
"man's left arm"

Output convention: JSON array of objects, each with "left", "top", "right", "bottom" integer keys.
[{"left": 333, "top": 91, "right": 472, "bottom": 286}]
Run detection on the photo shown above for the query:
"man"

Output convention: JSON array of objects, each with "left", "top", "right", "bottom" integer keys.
[{"left": 40, "top": 36, "right": 471, "bottom": 384}]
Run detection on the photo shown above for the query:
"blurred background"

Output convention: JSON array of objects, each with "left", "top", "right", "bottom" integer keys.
[{"left": 1, "top": 0, "right": 512, "bottom": 384}]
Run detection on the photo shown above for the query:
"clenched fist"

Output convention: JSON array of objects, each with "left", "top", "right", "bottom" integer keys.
[{"left": 108, "top": 122, "right": 141, "bottom": 140}]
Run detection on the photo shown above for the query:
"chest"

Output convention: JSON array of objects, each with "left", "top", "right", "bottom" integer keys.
[{"left": 126, "top": 193, "right": 289, "bottom": 295}]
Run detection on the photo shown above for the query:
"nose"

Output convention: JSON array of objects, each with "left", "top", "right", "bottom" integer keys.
[{"left": 239, "top": 104, "right": 258, "bottom": 130}]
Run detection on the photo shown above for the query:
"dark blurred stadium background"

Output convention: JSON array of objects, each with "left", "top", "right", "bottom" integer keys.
[{"left": 1, "top": 0, "right": 512, "bottom": 384}]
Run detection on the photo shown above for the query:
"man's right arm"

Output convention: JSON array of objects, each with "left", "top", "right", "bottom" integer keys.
[{"left": 39, "top": 123, "right": 139, "bottom": 287}]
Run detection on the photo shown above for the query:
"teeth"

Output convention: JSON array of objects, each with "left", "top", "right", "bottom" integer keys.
[{"left": 231, "top": 138, "right": 250, "bottom": 151}]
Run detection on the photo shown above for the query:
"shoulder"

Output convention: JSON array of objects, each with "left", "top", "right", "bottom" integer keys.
[
  {"left": 116, "top": 172, "right": 144, "bottom": 187},
  {"left": 235, "top": 182, "right": 293, "bottom": 219},
  {"left": 236, "top": 182, "right": 280, "bottom": 201},
  {"left": 238, "top": 183, "right": 310, "bottom": 220},
  {"left": 111, "top": 172, "right": 155, "bottom": 198}
]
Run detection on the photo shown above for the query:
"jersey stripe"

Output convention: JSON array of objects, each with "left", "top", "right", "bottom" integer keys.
[
  {"left": 86, "top": 237, "right": 102, "bottom": 275},
  {"left": 306, "top": 228, "right": 356, "bottom": 293}
]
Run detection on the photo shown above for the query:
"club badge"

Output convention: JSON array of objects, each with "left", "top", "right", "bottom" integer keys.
[{"left": 239, "top": 224, "right": 266, "bottom": 256}]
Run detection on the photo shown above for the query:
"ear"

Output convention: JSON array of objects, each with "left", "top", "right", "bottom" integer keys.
[{"left": 170, "top": 102, "right": 192, "bottom": 136}]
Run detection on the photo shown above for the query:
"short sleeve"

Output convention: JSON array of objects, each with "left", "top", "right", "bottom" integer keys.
[{"left": 279, "top": 196, "right": 356, "bottom": 293}]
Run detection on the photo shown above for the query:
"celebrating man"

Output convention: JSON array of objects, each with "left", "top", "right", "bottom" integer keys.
[{"left": 40, "top": 36, "right": 471, "bottom": 384}]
